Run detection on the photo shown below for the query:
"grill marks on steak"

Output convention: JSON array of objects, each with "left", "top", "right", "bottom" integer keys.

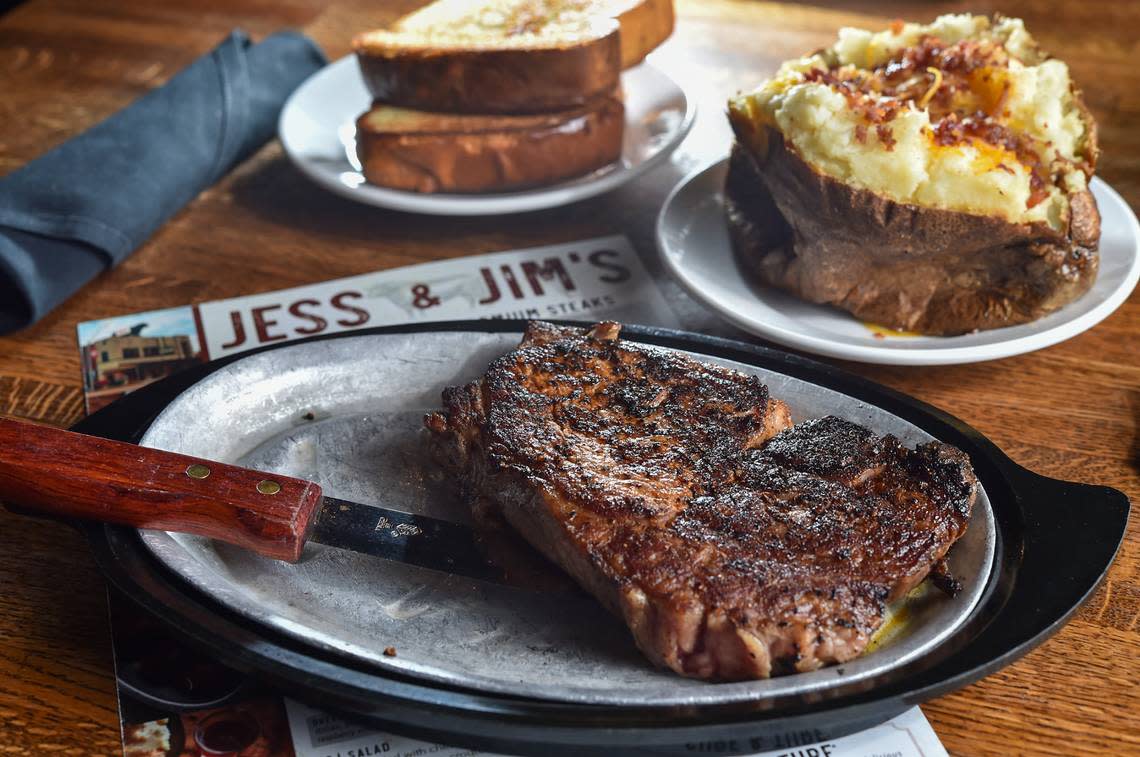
[{"left": 425, "top": 322, "right": 977, "bottom": 680}]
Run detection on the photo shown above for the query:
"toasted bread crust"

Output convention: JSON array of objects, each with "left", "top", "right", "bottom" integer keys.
[
  {"left": 611, "top": 0, "right": 674, "bottom": 67},
  {"left": 725, "top": 135, "right": 1101, "bottom": 335},
  {"left": 354, "top": 28, "right": 621, "bottom": 114},
  {"left": 356, "top": 95, "right": 624, "bottom": 193}
]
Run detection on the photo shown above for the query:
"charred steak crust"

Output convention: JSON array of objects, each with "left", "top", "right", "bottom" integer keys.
[{"left": 425, "top": 322, "right": 977, "bottom": 680}]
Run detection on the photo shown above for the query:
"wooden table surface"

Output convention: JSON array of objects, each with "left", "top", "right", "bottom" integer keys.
[{"left": 0, "top": 0, "right": 1137, "bottom": 753}]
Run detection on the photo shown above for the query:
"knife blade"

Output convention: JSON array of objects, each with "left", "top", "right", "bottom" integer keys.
[
  {"left": 0, "top": 417, "right": 503, "bottom": 583},
  {"left": 309, "top": 495, "right": 503, "bottom": 581}
]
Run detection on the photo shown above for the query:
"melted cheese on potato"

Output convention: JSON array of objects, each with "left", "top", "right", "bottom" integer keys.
[{"left": 730, "top": 14, "right": 1092, "bottom": 230}]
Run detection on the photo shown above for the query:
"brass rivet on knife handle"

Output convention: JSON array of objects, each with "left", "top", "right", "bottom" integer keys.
[
  {"left": 186, "top": 464, "right": 211, "bottom": 479},
  {"left": 0, "top": 417, "right": 323, "bottom": 563},
  {"left": 257, "top": 480, "right": 281, "bottom": 495}
]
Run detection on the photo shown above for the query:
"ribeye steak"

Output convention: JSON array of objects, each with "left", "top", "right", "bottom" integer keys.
[{"left": 425, "top": 322, "right": 977, "bottom": 680}]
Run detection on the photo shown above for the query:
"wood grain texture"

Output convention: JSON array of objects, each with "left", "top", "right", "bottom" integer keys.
[
  {"left": 0, "top": 418, "right": 324, "bottom": 561},
  {"left": 0, "top": 0, "right": 1137, "bottom": 753}
]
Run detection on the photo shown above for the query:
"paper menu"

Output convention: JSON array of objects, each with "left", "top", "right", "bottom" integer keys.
[
  {"left": 281, "top": 700, "right": 947, "bottom": 757},
  {"left": 78, "top": 234, "right": 678, "bottom": 413}
]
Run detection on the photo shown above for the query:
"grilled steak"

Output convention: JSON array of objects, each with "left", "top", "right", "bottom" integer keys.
[{"left": 425, "top": 322, "right": 977, "bottom": 680}]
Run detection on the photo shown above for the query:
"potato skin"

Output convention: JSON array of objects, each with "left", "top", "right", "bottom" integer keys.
[{"left": 724, "top": 131, "right": 1101, "bottom": 336}]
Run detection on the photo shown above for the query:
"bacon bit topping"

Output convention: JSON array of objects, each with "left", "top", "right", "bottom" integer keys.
[
  {"left": 876, "top": 124, "right": 897, "bottom": 150},
  {"left": 1027, "top": 176, "right": 1050, "bottom": 208},
  {"left": 871, "top": 36, "right": 1010, "bottom": 118},
  {"left": 931, "top": 113, "right": 1056, "bottom": 206},
  {"left": 804, "top": 68, "right": 904, "bottom": 124},
  {"left": 917, "top": 66, "right": 943, "bottom": 109},
  {"left": 807, "top": 32, "right": 1063, "bottom": 210}
]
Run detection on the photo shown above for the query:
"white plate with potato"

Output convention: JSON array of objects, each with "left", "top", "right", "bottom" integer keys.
[{"left": 657, "top": 158, "right": 1139, "bottom": 366}]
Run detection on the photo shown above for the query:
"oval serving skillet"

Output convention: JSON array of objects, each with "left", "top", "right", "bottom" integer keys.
[{"left": 36, "top": 321, "right": 1129, "bottom": 755}]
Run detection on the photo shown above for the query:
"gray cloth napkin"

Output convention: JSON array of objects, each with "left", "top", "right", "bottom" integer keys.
[{"left": 0, "top": 30, "right": 327, "bottom": 334}]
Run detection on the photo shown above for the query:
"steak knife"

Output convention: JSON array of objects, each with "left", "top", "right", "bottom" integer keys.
[{"left": 0, "top": 418, "right": 502, "bottom": 581}]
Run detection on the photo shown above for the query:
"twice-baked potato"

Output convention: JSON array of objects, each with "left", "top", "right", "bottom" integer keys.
[{"left": 726, "top": 14, "right": 1100, "bottom": 335}]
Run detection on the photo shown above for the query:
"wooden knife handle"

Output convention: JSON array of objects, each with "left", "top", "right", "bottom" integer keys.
[{"left": 0, "top": 417, "right": 323, "bottom": 562}]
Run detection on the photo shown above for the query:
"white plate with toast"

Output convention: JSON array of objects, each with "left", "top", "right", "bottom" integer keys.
[
  {"left": 656, "top": 159, "right": 1140, "bottom": 366},
  {"left": 279, "top": 55, "right": 695, "bottom": 216}
]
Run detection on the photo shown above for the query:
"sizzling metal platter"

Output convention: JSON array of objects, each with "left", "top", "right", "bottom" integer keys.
[{"left": 76, "top": 321, "right": 1128, "bottom": 755}]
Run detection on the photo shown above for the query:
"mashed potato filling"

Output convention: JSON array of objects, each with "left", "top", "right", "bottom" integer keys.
[{"left": 729, "top": 14, "right": 1093, "bottom": 231}]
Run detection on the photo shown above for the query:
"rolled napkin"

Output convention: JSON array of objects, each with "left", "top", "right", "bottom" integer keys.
[{"left": 0, "top": 30, "right": 327, "bottom": 334}]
